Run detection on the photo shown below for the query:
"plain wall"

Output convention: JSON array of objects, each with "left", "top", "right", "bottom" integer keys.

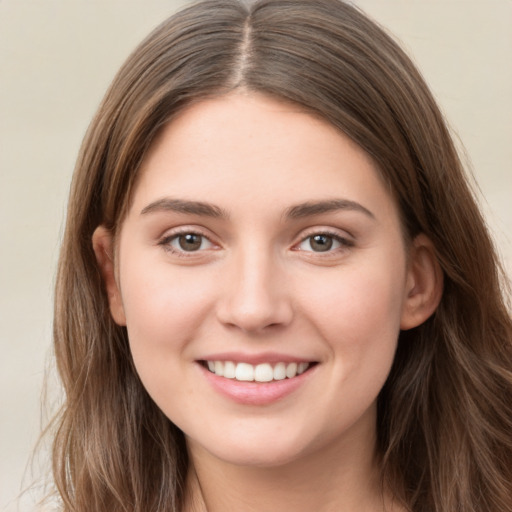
[{"left": 1, "top": 1, "right": 510, "bottom": 510}]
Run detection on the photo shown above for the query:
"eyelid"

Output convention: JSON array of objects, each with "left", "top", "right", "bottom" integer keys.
[
  {"left": 156, "top": 225, "right": 354, "bottom": 256},
  {"left": 292, "top": 227, "right": 355, "bottom": 253},
  {"left": 157, "top": 226, "right": 220, "bottom": 255}
]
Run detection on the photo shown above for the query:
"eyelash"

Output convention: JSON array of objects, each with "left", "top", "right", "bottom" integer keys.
[
  {"left": 158, "top": 228, "right": 216, "bottom": 257},
  {"left": 295, "top": 230, "right": 354, "bottom": 255},
  {"left": 158, "top": 227, "right": 353, "bottom": 259}
]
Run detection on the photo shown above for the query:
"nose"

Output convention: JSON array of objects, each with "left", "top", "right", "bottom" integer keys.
[{"left": 216, "top": 247, "right": 293, "bottom": 334}]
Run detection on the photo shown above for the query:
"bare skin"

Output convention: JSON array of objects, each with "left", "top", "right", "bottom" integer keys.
[
  {"left": 183, "top": 408, "right": 406, "bottom": 512},
  {"left": 94, "top": 92, "right": 441, "bottom": 512}
]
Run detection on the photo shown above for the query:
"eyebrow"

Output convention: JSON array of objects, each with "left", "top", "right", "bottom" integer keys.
[
  {"left": 284, "top": 199, "right": 375, "bottom": 220},
  {"left": 140, "top": 198, "right": 229, "bottom": 218},
  {"left": 140, "top": 197, "right": 374, "bottom": 221}
]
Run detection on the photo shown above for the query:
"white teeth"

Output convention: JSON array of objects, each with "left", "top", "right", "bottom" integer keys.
[
  {"left": 223, "top": 361, "right": 236, "bottom": 379},
  {"left": 273, "top": 362, "right": 287, "bottom": 380},
  {"left": 214, "top": 361, "right": 224, "bottom": 377},
  {"left": 254, "top": 363, "right": 273, "bottom": 382},
  {"left": 207, "top": 360, "right": 311, "bottom": 382},
  {"left": 285, "top": 362, "right": 298, "bottom": 379},
  {"left": 235, "top": 362, "right": 254, "bottom": 381},
  {"left": 298, "top": 362, "right": 308, "bottom": 374}
]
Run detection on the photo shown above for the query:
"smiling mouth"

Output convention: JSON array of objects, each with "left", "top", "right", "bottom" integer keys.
[{"left": 201, "top": 360, "right": 317, "bottom": 383}]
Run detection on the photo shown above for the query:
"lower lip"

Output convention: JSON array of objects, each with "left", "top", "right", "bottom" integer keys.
[{"left": 199, "top": 364, "right": 315, "bottom": 406}]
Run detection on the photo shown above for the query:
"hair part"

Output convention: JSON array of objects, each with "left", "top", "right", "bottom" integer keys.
[{"left": 50, "top": 1, "right": 512, "bottom": 510}]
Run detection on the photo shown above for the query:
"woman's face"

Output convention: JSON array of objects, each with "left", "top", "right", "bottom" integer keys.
[{"left": 96, "top": 93, "right": 433, "bottom": 468}]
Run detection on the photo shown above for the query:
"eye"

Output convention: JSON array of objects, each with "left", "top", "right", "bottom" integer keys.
[
  {"left": 297, "top": 233, "right": 350, "bottom": 253},
  {"left": 163, "top": 232, "right": 214, "bottom": 253}
]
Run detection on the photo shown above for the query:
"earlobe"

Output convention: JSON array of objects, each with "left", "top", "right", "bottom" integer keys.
[
  {"left": 400, "top": 234, "right": 443, "bottom": 330},
  {"left": 92, "top": 225, "right": 127, "bottom": 326}
]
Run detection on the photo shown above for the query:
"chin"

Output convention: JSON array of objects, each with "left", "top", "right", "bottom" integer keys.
[
  {"left": 208, "top": 447, "right": 306, "bottom": 469},
  {"left": 186, "top": 425, "right": 323, "bottom": 469}
]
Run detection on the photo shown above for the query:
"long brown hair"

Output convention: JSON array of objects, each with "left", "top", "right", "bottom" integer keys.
[{"left": 50, "top": 1, "right": 512, "bottom": 510}]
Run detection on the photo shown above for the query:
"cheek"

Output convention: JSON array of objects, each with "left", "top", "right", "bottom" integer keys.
[
  {"left": 305, "top": 264, "right": 404, "bottom": 332},
  {"left": 300, "top": 259, "right": 406, "bottom": 380},
  {"left": 118, "top": 255, "right": 217, "bottom": 370},
  {"left": 117, "top": 259, "right": 221, "bottom": 422}
]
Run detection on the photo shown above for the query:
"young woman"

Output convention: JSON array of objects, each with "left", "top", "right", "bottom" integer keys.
[{"left": 49, "top": 0, "right": 512, "bottom": 510}]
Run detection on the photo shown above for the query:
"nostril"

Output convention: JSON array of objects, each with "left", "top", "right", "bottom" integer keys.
[
  {"left": 217, "top": 300, "right": 294, "bottom": 333},
  {"left": 215, "top": 266, "right": 293, "bottom": 332}
]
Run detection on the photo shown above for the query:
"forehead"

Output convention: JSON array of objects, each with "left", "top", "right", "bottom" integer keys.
[{"left": 128, "top": 92, "right": 396, "bottom": 223}]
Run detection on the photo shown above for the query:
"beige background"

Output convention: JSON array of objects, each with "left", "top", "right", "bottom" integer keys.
[{"left": 1, "top": 1, "right": 510, "bottom": 510}]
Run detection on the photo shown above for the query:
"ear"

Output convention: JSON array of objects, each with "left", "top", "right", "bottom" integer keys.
[
  {"left": 400, "top": 234, "right": 443, "bottom": 330},
  {"left": 92, "top": 225, "right": 127, "bottom": 326}
]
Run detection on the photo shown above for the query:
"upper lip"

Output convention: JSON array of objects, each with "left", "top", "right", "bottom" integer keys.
[{"left": 198, "top": 352, "right": 317, "bottom": 365}]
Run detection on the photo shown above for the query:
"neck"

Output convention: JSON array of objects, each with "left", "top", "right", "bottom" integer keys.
[{"left": 183, "top": 416, "right": 401, "bottom": 512}]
